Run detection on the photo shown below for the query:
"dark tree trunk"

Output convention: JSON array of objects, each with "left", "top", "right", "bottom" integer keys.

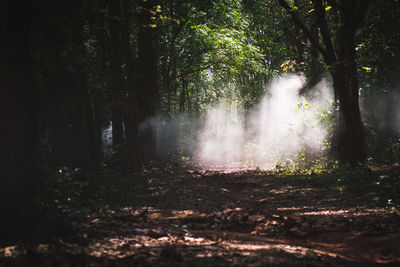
[
  {"left": 161, "top": 12, "right": 183, "bottom": 115},
  {"left": 91, "top": 3, "right": 109, "bottom": 162},
  {"left": 126, "top": 103, "right": 138, "bottom": 169},
  {"left": 331, "top": 0, "right": 368, "bottom": 163},
  {"left": 45, "top": 0, "right": 94, "bottom": 168},
  {"left": 136, "top": 0, "right": 159, "bottom": 164},
  {"left": 179, "top": 76, "right": 187, "bottom": 112},
  {"left": 109, "top": 0, "right": 125, "bottom": 155},
  {"left": 70, "top": 8, "right": 94, "bottom": 167},
  {"left": 307, "top": 10, "right": 322, "bottom": 89},
  {"left": 1, "top": 0, "right": 40, "bottom": 234},
  {"left": 292, "top": 0, "right": 306, "bottom": 64},
  {"left": 121, "top": 0, "right": 139, "bottom": 170},
  {"left": 92, "top": 102, "right": 104, "bottom": 162},
  {"left": 331, "top": 68, "right": 367, "bottom": 163},
  {"left": 161, "top": 52, "right": 171, "bottom": 113}
]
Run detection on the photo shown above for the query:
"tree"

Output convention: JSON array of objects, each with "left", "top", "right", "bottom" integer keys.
[
  {"left": 277, "top": 0, "right": 370, "bottom": 164},
  {"left": 1, "top": 0, "right": 40, "bottom": 234},
  {"left": 121, "top": 0, "right": 140, "bottom": 170},
  {"left": 33, "top": 0, "right": 96, "bottom": 168},
  {"left": 108, "top": 0, "right": 125, "bottom": 156},
  {"left": 136, "top": 0, "right": 160, "bottom": 163},
  {"left": 357, "top": 0, "right": 400, "bottom": 151}
]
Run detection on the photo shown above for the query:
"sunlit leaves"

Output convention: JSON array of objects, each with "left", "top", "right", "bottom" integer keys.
[
  {"left": 362, "top": 66, "right": 372, "bottom": 72},
  {"left": 186, "top": 1, "right": 266, "bottom": 104},
  {"left": 280, "top": 59, "right": 296, "bottom": 72}
]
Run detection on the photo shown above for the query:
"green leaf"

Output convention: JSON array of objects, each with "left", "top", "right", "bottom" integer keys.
[{"left": 362, "top": 66, "right": 372, "bottom": 72}]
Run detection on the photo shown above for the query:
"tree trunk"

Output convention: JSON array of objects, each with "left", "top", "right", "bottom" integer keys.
[
  {"left": 179, "top": 76, "right": 187, "bottom": 112},
  {"left": 121, "top": 0, "right": 139, "bottom": 170},
  {"left": 125, "top": 103, "right": 138, "bottom": 169},
  {"left": 70, "top": 5, "right": 94, "bottom": 167},
  {"left": 92, "top": 102, "right": 104, "bottom": 162},
  {"left": 92, "top": 3, "right": 108, "bottom": 162},
  {"left": 332, "top": 0, "right": 368, "bottom": 163},
  {"left": 1, "top": 0, "right": 40, "bottom": 235},
  {"left": 136, "top": 0, "right": 159, "bottom": 164},
  {"left": 45, "top": 0, "right": 93, "bottom": 168},
  {"left": 109, "top": 0, "right": 125, "bottom": 155},
  {"left": 293, "top": 0, "right": 305, "bottom": 65}
]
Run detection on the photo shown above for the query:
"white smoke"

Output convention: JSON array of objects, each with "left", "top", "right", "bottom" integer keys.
[
  {"left": 196, "top": 102, "right": 245, "bottom": 166},
  {"left": 194, "top": 74, "right": 333, "bottom": 169}
]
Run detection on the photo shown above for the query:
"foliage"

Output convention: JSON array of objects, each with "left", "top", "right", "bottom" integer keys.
[
  {"left": 158, "top": 0, "right": 271, "bottom": 114},
  {"left": 34, "top": 165, "right": 148, "bottom": 234},
  {"left": 357, "top": 0, "right": 400, "bottom": 161},
  {"left": 274, "top": 161, "right": 400, "bottom": 211}
]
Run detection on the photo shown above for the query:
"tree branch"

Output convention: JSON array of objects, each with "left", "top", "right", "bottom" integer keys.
[
  {"left": 175, "top": 65, "right": 213, "bottom": 79},
  {"left": 277, "top": 0, "right": 330, "bottom": 63},
  {"left": 312, "top": 0, "right": 336, "bottom": 65}
]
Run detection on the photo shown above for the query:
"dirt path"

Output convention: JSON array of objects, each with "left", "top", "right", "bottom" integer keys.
[{"left": 2, "top": 169, "right": 400, "bottom": 266}]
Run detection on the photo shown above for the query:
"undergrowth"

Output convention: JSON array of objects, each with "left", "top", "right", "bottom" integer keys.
[
  {"left": 30, "top": 163, "right": 152, "bottom": 239},
  {"left": 276, "top": 159, "right": 400, "bottom": 211}
]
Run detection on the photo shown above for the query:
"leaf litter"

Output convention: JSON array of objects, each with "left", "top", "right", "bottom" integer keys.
[{"left": 1, "top": 166, "right": 400, "bottom": 266}]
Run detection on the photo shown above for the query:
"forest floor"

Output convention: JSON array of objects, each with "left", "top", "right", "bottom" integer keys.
[{"left": 1, "top": 164, "right": 400, "bottom": 266}]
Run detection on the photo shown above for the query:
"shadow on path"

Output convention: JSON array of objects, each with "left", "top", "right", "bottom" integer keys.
[{"left": 2, "top": 169, "right": 400, "bottom": 266}]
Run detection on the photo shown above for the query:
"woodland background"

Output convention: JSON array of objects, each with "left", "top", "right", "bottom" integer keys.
[{"left": 1, "top": 0, "right": 400, "bottom": 265}]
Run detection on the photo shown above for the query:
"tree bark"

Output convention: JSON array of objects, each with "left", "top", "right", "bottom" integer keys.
[
  {"left": 91, "top": 3, "right": 108, "bottom": 162},
  {"left": 1, "top": 0, "right": 40, "bottom": 235},
  {"left": 179, "top": 76, "right": 187, "bottom": 112},
  {"left": 109, "top": 0, "right": 125, "bottom": 155},
  {"left": 331, "top": 0, "right": 367, "bottom": 163},
  {"left": 45, "top": 0, "right": 93, "bottom": 168},
  {"left": 136, "top": 0, "right": 159, "bottom": 164},
  {"left": 121, "top": 0, "right": 139, "bottom": 170}
]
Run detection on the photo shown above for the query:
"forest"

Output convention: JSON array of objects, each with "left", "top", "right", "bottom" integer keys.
[{"left": 1, "top": 0, "right": 400, "bottom": 265}]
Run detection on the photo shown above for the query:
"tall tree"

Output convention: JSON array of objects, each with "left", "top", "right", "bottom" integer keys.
[
  {"left": 136, "top": 0, "right": 160, "bottom": 163},
  {"left": 278, "top": 0, "right": 371, "bottom": 164},
  {"left": 122, "top": 0, "right": 139, "bottom": 170},
  {"left": 1, "top": 0, "right": 40, "bottom": 234},
  {"left": 108, "top": 0, "right": 125, "bottom": 156},
  {"left": 41, "top": 0, "right": 94, "bottom": 168}
]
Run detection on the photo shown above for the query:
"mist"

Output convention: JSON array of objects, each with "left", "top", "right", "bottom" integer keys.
[{"left": 156, "top": 74, "right": 333, "bottom": 170}]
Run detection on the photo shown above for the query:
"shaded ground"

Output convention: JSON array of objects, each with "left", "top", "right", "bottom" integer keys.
[{"left": 1, "top": 166, "right": 400, "bottom": 266}]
